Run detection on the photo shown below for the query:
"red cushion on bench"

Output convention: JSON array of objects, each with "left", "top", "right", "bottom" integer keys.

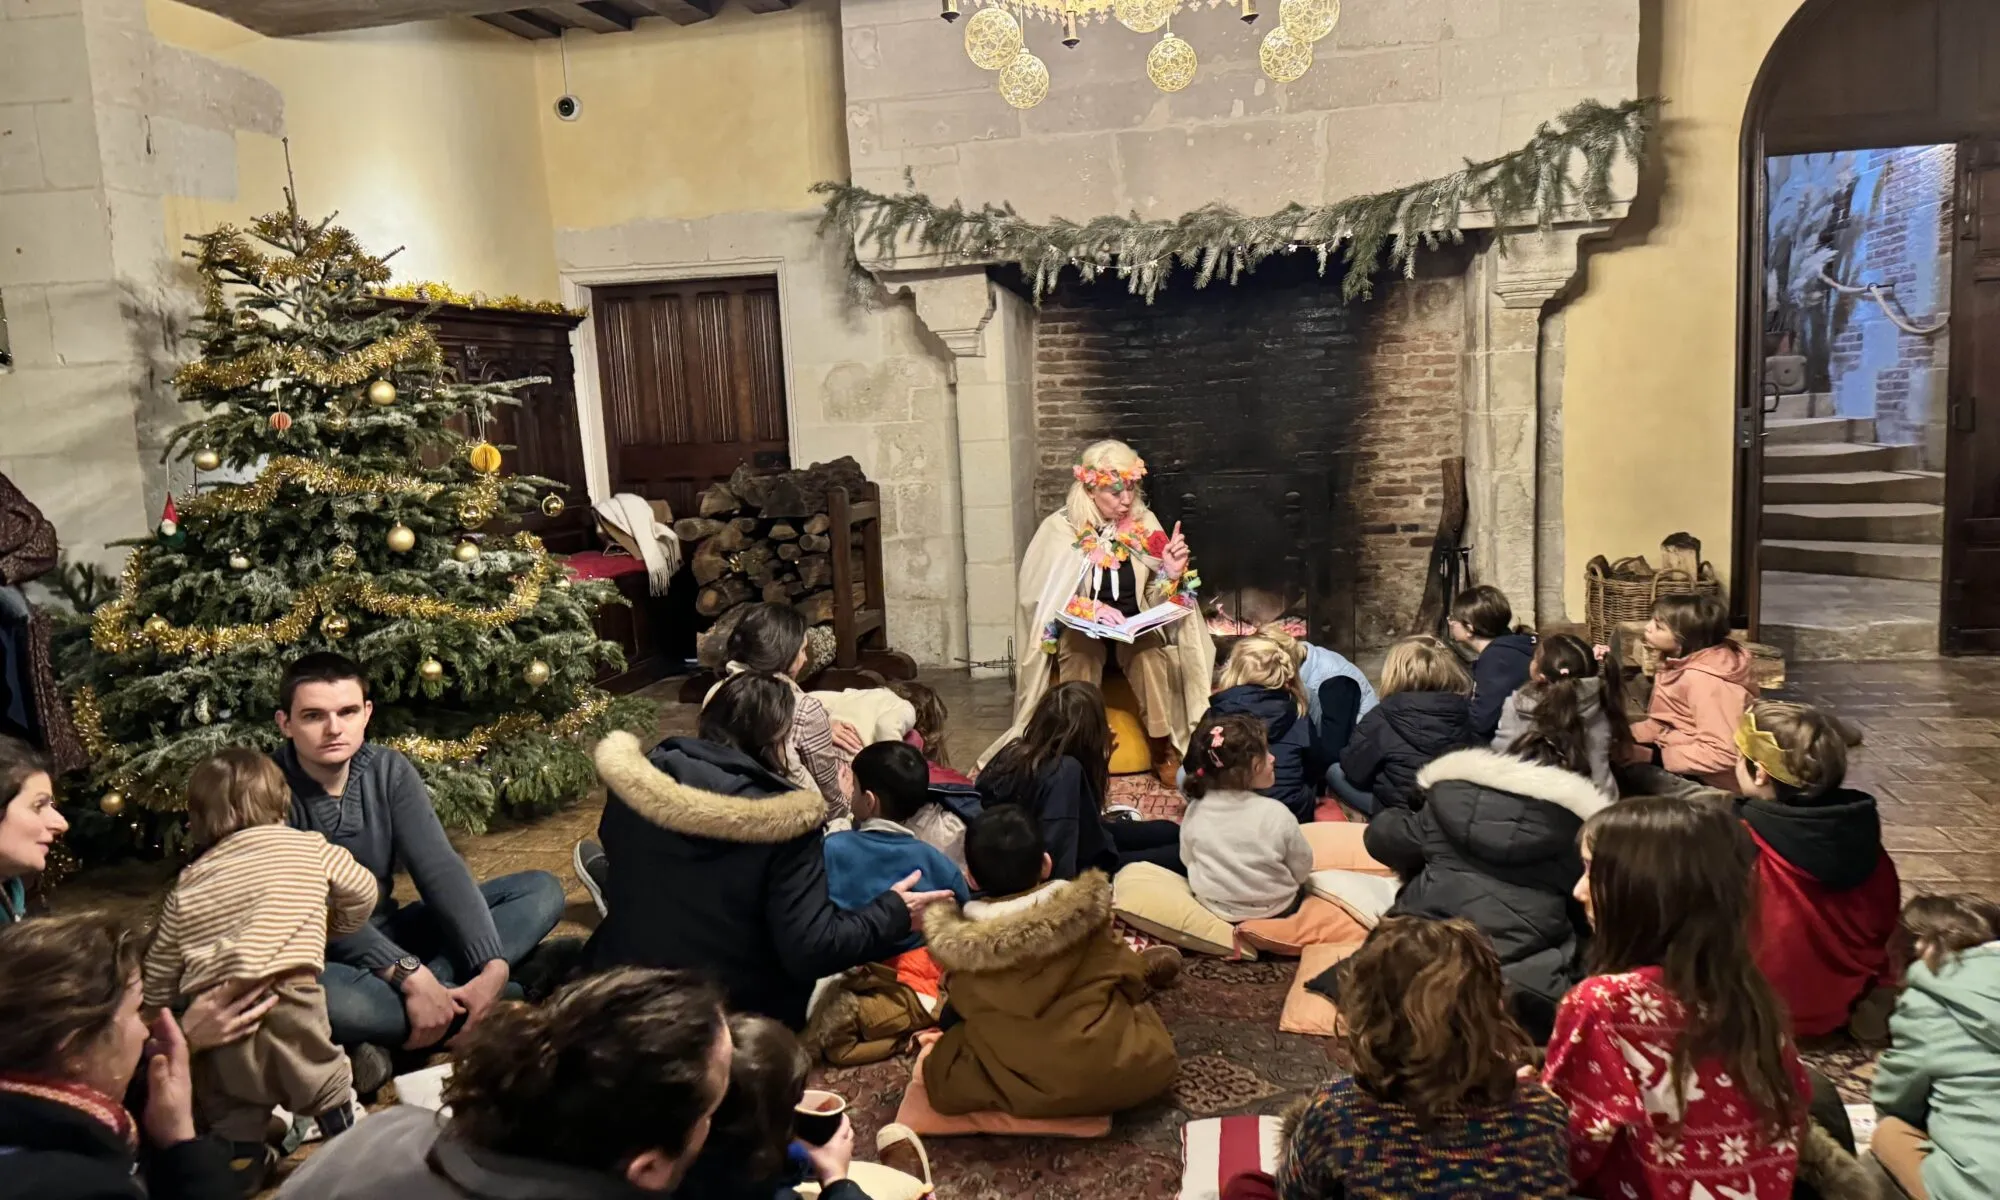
[{"left": 564, "top": 551, "right": 647, "bottom": 582}]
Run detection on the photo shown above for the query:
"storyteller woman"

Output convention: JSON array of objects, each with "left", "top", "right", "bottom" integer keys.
[{"left": 987, "top": 440, "right": 1215, "bottom": 772}]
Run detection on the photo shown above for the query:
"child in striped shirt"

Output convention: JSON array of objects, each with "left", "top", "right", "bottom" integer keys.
[{"left": 143, "top": 748, "right": 377, "bottom": 1182}]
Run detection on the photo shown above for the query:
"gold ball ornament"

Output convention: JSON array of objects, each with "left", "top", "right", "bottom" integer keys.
[
  {"left": 320, "top": 613, "right": 350, "bottom": 640},
  {"left": 99, "top": 791, "right": 125, "bottom": 816},
  {"left": 192, "top": 449, "right": 221, "bottom": 472},
  {"left": 419, "top": 658, "right": 445, "bottom": 683},
  {"left": 453, "top": 539, "right": 481, "bottom": 563},
  {"left": 555, "top": 574, "right": 573, "bottom": 590},
  {"left": 467, "top": 442, "right": 503, "bottom": 475},
  {"left": 367, "top": 379, "right": 398, "bottom": 407},
  {"left": 1114, "top": 0, "right": 1174, "bottom": 34},
  {"left": 1146, "top": 33, "right": 1198, "bottom": 92},
  {"left": 331, "top": 544, "right": 359, "bottom": 569},
  {"left": 963, "top": 5, "right": 1023, "bottom": 70},
  {"left": 997, "top": 50, "right": 1050, "bottom": 109},
  {"left": 1259, "top": 25, "right": 1313, "bottom": 82},
  {"left": 268, "top": 410, "right": 293, "bottom": 433},
  {"left": 1279, "top": 0, "right": 1339, "bottom": 42},
  {"left": 540, "top": 494, "right": 566, "bottom": 518},
  {"left": 143, "top": 614, "right": 170, "bottom": 637},
  {"left": 385, "top": 524, "right": 417, "bottom": 554},
  {"left": 227, "top": 551, "right": 251, "bottom": 571},
  {"left": 524, "top": 660, "right": 552, "bottom": 688}
]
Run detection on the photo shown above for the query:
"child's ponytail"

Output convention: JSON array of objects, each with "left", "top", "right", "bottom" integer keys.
[
  {"left": 1506, "top": 633, "right": 1624, "bottom": 777},
  {"left": 1182, "top": 714, "right": 1269, "bottom": 800}
]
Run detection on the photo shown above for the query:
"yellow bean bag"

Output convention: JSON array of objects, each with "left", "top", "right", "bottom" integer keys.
[{"left": 1103, "top": 671, "right": 1154, "bottom": 776}]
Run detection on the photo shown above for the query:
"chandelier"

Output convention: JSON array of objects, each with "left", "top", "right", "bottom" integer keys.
[{"left": 942, "top": 0, "right": 1342, "bottom": 109}]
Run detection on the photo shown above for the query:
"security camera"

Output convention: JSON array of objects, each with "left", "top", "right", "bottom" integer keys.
[{"left": 554, "top": 94, "right": 581, "bottom": 121}]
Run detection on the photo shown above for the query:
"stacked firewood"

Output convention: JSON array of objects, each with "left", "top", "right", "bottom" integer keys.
[{"left": 679, "top": 457, "right": 872, "bottom": 666}]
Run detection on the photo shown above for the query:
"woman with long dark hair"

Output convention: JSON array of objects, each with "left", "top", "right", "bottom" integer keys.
[
  {"left": 977, "top": 681, "right": 1183, "bottom": 877},
  {"left": 585, "top": 672, "right": 952, "bottom": 1028},
  {"left": 707, "top": 603, "right": 859, "bottom": 822},
  {"left": 1545, "top": 796, "right": 1869, "bottom": 1200}
]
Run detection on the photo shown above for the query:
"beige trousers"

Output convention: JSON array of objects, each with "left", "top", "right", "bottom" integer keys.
[
  {"left": 193, "top": 974, "right": 350, "bottom": 1143},
  {"left": 1057, "top": 627, "right": 1175, "bottom": 739},
  {"left": 1871, "top": 1115, "right": 1931, "bottom": 1200}
]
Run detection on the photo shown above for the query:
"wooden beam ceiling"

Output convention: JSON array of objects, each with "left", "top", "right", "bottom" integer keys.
[{"left": 174, "top": 0, "right": 776, "bottom": 38}]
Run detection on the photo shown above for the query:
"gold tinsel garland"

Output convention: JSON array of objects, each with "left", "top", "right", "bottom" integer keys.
[
  {"left": 178, "top": 456, "right": 503, "bottom": 528},
  {"left": 381, "top": 693, "right": 611, "bottom": 764},
  {"left": 192, "top": 215, "right": 392, "bottom": 314},
  {"left": 374, "top": 281, "right": 586, "bottom": 319},
  {"left": 92, "top": 532, "right": 560, "bottom": 658},
  {"left": 171, "top": 323, "right": 443, "bottom": 393}
]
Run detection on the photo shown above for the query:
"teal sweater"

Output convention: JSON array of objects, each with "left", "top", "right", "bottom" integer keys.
[
  {"left": 0, "top": 876, "right": 23, "bottom": 926},
  {"left": 1873, "top": 942, "right": 2000, "bottom": 1200}
]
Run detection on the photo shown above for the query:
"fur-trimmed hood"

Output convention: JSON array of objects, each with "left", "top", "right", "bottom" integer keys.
[
  {"left": 592, "top": 730, "right": 826, "bottom": 844},
  {"left": 1417, "top": 749, "right": 1610, "bottom": 820},
  {"left": 1415, "top": 748, "right": 1608, "bottom": 867},
  {"left": 923, "top": 871, "right": 1112, "bottom": 974}
]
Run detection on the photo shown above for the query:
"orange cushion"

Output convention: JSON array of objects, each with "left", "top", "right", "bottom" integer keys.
[
  {"left": 1279, "top": 943, "right": 1359, "bottom": 1037},
  {"left": 893, "top": 1043, "right": 1113, "bottom": 1138},
  {"left": 1234, "top": 896, "right": 1370, "bottom": 956},
  {"left": 1302, "top": 822, "right": 1394, "bottom": 875}
]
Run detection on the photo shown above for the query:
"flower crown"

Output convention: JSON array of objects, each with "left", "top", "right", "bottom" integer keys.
[
  {"left": 1073, "top": 459, "right": 1146, "bottom": 493},
  {"left": 1734, "top": 710, "right": 1803, "bottom": 787}
]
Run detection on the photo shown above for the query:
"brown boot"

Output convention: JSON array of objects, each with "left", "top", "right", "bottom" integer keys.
[
  {"left": 1151, "top": 737, "right": 1182, "bottom": 788},
  {"left": 1141, "top": 944, "right": 1184, "bottom": 990}
]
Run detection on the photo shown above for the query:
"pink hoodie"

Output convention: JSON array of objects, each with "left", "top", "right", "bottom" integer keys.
[{"left": 1630, "top": 641, "right": 1757, "bottom": 789}]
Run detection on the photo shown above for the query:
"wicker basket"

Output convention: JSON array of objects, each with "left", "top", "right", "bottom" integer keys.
[{"left": 1584, "top": 555, "right": 1724, "bottom": 647}]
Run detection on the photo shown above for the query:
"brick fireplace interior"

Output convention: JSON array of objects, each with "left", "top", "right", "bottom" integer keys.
[{"left": 1028, "top": 249, "right": 1471, "bottom": 652}]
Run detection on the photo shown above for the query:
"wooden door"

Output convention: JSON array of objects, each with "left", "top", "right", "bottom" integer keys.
[
  {"left": 592, "top": 276, "right": 789, "bottom": 517},
  {"left": 1944, "top": 140, "right": 2000, "bottom": 651}
]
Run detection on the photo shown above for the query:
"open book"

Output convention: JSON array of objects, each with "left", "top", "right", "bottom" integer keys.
[{"left": 1055, "top": 600, "right": 1192, "bottom": 645}]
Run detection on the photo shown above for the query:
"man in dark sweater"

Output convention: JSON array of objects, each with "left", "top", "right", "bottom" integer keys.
[{"left": 274, "top": 653, "right": 565, "bottom": 1070}]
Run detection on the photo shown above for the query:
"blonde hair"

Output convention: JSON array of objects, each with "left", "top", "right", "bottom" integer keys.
[
  {"left": 186, "top": 748, "right": 291, "bottom": 848},
  {"left": 1257, "top": 623, "right": 1307, "bottom": 671},
  {"left": 1745, "top": 700, "right": 1847, "bottom": 801},
  {"left": 1380, "top": 635, "right": 1473, "bottom": 697},
  {"left": 1063, "top": 439, "right": 1153, "bottom": 534},
  {"left": 1218, "top": 635, "right": 1308, "bottom": 714}
]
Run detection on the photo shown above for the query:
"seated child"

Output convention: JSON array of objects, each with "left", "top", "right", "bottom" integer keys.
[
  {"left": 1495, "top": 633, "right": 1629, "bottom": 802},
  {"left": 888, "top": 679, "right": 973, "bottom": 786},
  {"left": 1871, "top": 893, "right": 2000, "bottom": 1200},
  {"left": 920, "top": 806, "right": 1179, "bottom": 1119},
  {"left": 1199, "top": 635, "right": 1318, "bottom": 822},
  {"left": 1735, "top": 700, "right": 1901, "bottom": 1038},
  {"left": 1629, "top": 592, "right": 1757, "bottom": 790},
  {"left": 1234, "top": 917, "right": 1569, "bottom": 1200},
  {"left": 824, "top": 741, "right": 970, "bottom": 953},
  {"left": 1215, "top": 590, "right": 1377, "bottom": 751},
  {"left": 1335, "top": 634, "right": 1475, "bottom": 815},
  {"left": 1179, "top": 715, "right": 1314, "bottom": 923},
  {"left": 142, "top": 749, "right": 377, "bottom": 1183},
  {"left": 1447, "top": 585, "right": 1536, "bottom": 742}
]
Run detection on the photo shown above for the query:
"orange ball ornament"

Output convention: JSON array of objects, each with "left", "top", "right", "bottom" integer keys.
[
  {"left": 467, "top": 442, "right": 502, "bottom": 474},
  {"left": 268, "top": 410, "right": 294, "bottom": 433}
]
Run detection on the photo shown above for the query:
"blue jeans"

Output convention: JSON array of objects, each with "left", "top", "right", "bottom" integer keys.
[
  {"left": 1324, "top": 763, "right": 1380, "bottom": 817},
  {"left": 321, "top": 871, "right": 565, "bottom": 1048}
]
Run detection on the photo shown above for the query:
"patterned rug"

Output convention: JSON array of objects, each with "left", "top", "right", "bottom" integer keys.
[{"left": 812, "top": 772, "right": 1882, "bottom": 1199}]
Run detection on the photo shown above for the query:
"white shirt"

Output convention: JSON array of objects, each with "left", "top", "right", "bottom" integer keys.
[{"left": 1178, "top": 788, "right": 1315, "bottom": 922}]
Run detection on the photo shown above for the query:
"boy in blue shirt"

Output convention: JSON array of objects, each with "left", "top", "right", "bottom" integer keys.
[{"left": 823, "top": 741, "right": 969, "bottom": 952}]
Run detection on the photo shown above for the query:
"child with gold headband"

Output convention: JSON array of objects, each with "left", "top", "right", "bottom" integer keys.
[{"left": 1735, "top": 700, "right": 1902, "bottom": 1039}]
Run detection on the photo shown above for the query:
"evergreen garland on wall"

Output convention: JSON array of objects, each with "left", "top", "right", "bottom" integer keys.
[{"left": 816, "top": 97, "right": 1658, "bottom": 304}]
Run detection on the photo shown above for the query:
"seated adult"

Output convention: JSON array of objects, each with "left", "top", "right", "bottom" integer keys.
[
  {"left": 273, "top": 653, "right": 565, "bottom": 1075},
  {"left": 586, "top": 671, "right": 951, "bottom": 1028},
  {"left": 0, "top": 911, "right": 233, "bottom": 1199},
  {"left": 978, "top": 681, "right": 1183, "bottom": 877},
  {"left": 277, "top": 968, "right": 732, "bottom": 1198}
]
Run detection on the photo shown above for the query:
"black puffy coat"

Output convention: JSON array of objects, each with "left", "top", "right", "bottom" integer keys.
[
  {"left": 1469, "top": 633, "right": 1536, "bottom": 741},
  {"left": 1363, "top": 748, "right": 1608, "bottom": 1033},
  {"left": 1201, "top": 684, "right": 1317, "bottom": 821},
  {"left": 0, "top": 1087, "right": 233, "bottom": 1200},
  {"left": 584, "top": 732, "right": 910, "bottom": 1029},
  {"left": 1338, "top": 691, "right": 1476, "bottom": 812}
]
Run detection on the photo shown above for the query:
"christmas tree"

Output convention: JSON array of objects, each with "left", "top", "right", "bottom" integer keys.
[{"left": 58, "top": 200, "right": 653, "bottom": 854}]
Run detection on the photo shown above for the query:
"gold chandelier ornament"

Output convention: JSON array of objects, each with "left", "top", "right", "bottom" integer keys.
[
  {"left": 1146, "top": 32, "right": 1197, "bottom": 92},
  {"left": 1279, "top": 0, "right": 1339, "bottom": 43},
  {"left": 998, "top": 49, "right": 1051, "bottom": 108},
  {"left": 1113, "top": 0, "right": 1174, "bottom": 34},
  {"left": 1259, "top": 24, "right": 1313, "bottom": 82},
  {"left": 964, "top": 5, "right": 1024, "bottom": 70}
]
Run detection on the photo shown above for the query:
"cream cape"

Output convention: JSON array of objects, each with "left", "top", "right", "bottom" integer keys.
[{"left": 979, "top": 509, "right": 1216, "bottom": 765}]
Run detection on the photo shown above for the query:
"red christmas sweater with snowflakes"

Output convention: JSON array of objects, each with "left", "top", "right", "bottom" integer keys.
[{"left": 1544, "top": 967, "right": 1810, "bottom": 1200}]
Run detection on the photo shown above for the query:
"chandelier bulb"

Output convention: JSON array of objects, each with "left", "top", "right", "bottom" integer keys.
[
  {"left": 1241, "top": 0, "right": 1259, "bottom": 21},
  {"left": 1063, "top": 10, "right": 1080, "bottom": 46},
  {"left": 941, "top": 0, "right": 960, "bottom": 21}
]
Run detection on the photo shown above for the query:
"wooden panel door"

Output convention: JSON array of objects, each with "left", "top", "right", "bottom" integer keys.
[
  {"left": 1944, "top": 140, "right": 2000, "bottom": 652},
  {"left": 592, "top": 276, "right": 790, "bottom": 518}
]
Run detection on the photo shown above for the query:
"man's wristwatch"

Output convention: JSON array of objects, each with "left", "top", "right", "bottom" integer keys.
[{"left": 386, "top": 955, "right": 423, "bottom": 989}]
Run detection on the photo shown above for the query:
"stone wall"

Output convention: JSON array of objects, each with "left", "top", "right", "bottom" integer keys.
[{"left": 1030, "top": 257, "right": 1465, "bottom": 649}]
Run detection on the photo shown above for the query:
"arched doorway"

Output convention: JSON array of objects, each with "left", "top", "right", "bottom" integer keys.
[{"left": 1734, "top": 0, "right": 2000, "bottom": 655}]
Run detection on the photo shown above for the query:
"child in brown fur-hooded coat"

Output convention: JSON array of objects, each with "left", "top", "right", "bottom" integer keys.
[{"left": 921, "top": 806, "right": 1178, "bottom": 1118}]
